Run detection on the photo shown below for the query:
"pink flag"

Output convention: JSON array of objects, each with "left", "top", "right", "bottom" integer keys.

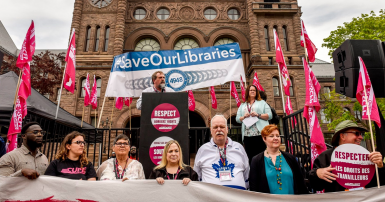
[
  {"left": 7, "top": 97, "right": 25, "bottom": 152},
  {"left": 16, "top": 21, "right": 35, "bottom": 69},
  {"left": 356, "top": 57, "right": 381, "bottom": 127},
  {"left": 124, "top": 97, "right": 133, "bottom": 107},
  {"left": 253, "top": 72, "right": 264, "bottom": 91},
  {"left": 90, "top": 75, "right": 98, "bottom": 110},
  {"left": 84, "top": 73, "right": 91, "bottom": 107},
  {"left": 304, "top": 106, "right": 326, "bottom": 168},
  {"left": 240, "top": 76, "right": 246, "bottom": 102},
  {"left": 188, "top": 90, "right": 195, "bottom": 111},
  {"left": 17, "top": 21, "right": 36, "bottom": 101},
  {"left": 210, "top": 86, "right": 217, "bottom": 109},
  {"left": 115, "top": 97, "right": 124, "bottom": 110},
  {"left": 230, "top": 82, "right": 241, "bottom": 107},
  {"left": 310, "top": 68, "right": 321, "bottom": 94},
  {"left": 285, "top": 96, "right": 297, "bottom": 127},
  {"left": 303, "top": 58, "right": 320, "bottom": 112},
  {"left": 63, "top": 29, "right": 76, "bottom": 94},
  {"left": 301, "top": 20, "right": 318, "bottom": 63},
  {"left": 274, "top": 30, "right": 291, "bottom": 96}
]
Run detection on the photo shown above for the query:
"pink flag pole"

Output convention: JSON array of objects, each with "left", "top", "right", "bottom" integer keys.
[
  {"left": 274, "top": 29, "right": 286, "bottom": 114},
  {"left": 362, "top": 76, "right": 380, "bottom": 188},
  {"left": 301, "top": 20, "right": 309, "bottom": 63}
]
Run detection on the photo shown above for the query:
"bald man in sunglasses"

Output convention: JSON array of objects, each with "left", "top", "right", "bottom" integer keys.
[
  {"left": 309, "top": 120, "right": 385, "bottom": 192},
  {"left": 0, "top": 122, "right": 48, "bottom": 180}
]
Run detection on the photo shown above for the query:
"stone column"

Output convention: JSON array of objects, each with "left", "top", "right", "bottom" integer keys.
[
  {"left": 247, "top": 0, "right": 260, "bottom": 56},
  {"left": 113, "top": 0, "right": 127, "bottom": 56},
  {"left": 70, "top": 0, "right": 83, "bottom": 45}
]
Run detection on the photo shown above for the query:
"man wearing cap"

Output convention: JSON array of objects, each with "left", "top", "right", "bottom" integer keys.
[{"left": 309, "top": 120, "right": 385, "bottom": 192}]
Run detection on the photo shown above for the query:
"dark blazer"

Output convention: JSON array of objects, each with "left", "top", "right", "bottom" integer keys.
[
  {"left": 249, "top": 151, "right": 309, "bottom": 194},
  {"left": 148, "top": 166, "right": 198, "bottom": 181}
]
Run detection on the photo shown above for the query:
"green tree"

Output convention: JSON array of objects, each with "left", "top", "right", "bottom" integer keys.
[{"left": 322, "top": 9, "right": 385, "bottom": 58}]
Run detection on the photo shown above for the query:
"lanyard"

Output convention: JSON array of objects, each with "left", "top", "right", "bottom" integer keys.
[
  {"left": 218, "top": 139, "right": 228, "bottom": 166},
  {"left": 153, "top": 86, "right": 165, "bottom": 93},
  {"left": 247, "top": 101, "right": 254, "bottom": 114},
  {"left": 166, "top": 168, "right": 180, "bottom": 180},
  {"left": 114, "top": 158, "right": 129, "bottom": 179}
]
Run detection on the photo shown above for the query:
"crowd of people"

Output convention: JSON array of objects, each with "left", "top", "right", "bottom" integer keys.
[
  {"left": 1, "top": 113, "right": 385, "bottom": 195},
  {"left": 1, "top": 71, "right": 385, "bottom": 195}
]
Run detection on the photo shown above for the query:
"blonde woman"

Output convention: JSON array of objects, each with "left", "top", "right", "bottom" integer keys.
[
  {"left": 149, "top": 140, "right": 197, "bottom": 185},
  {"left": 44, "top": 131, "right": 96, "bottom": 180}
]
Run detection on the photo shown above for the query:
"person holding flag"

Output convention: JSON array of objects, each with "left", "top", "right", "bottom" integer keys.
[
  {"left": 309, "top": 120, "right": 385, "bottom": 192},
  {"left": 236, "top": 85, "right": 272, "bottom": 163}
]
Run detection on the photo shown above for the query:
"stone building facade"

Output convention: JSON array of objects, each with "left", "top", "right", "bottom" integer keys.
[{"left": 55, "top": 0, "right": 316, "bottom": 129}]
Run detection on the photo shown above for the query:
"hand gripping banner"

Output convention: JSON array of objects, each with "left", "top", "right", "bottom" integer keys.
[{"left": 105, "top": 43, "right": 245, "bottom": 98}]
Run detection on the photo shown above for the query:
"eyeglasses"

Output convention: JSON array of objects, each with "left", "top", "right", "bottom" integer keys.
[
  {"left": 26, "top": 130, "right": 46, "bottom": 136},
  {"left": 344, "top": 131, "right": 364, "bottom": 137},
  {"left": 115, "top": 142, "right": 130, "bottom": 147},
  {"left": 72, "top": 141, "right": 87, "bottom": 145}
]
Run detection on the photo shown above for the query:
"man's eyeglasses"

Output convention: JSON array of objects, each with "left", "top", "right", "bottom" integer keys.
[
  {"left": 27, "top": 130, "right": 46, "bottom": 136},
  {"left": 115, "top": 142, "right": 130, "bottom": 147},
  {"left": 72, "top": 141, "right": 87, "bottom": 146},
  {"left": 344, "top": 131, "right": 364, "bottom": 137}
]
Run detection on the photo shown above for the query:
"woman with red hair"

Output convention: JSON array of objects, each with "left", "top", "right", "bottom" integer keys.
[{"left": 249, "top": 124, "right": 308, "bottom": 194}]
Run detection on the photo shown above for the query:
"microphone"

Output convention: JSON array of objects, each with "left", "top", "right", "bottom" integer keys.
[{"left": 160, "top": 84, "right": 165, "bottom": 92}]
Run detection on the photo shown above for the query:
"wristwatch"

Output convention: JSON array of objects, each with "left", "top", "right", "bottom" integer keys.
[{"left": 257, "top": 113, "right": 261, "bottom": 118}]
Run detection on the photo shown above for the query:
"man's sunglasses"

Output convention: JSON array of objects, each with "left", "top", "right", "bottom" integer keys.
[{"left": 344, "top": 131, "right": 364, "bottom": 137}]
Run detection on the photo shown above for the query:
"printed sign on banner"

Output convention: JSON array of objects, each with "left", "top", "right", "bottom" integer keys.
[
  {"left": 149, "top": 136, "right": 174, "bottom": 165},
  {"left": 151, "top": 103, "right": 180, "bottom": 132},
  {"left": 105, "top": 43, "right": 245, "bottom": 98},
  {"left": 331, "top": 144, "right": 375, "bottom": 190}
]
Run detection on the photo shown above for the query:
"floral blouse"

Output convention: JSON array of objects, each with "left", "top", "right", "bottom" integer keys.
[
  {"left": 243, "top": 103, "right": 261, "bottom": 137},
  {"left": 97, "top": 158, "right": 145, "bottom": 180}
]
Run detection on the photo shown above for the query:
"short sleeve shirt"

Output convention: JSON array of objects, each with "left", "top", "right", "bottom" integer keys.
[{"left": 44, "top": 158, "right": 97, "bottom": 180}]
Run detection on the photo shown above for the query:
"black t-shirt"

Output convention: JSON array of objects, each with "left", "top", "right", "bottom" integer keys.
[{"left": 44, "top": 158, "right": 97, "bottom": 180}]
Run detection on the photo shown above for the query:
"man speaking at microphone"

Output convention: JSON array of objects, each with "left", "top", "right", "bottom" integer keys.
[{"left": 136, "top": 71, "right": 174, "bottom": 110}]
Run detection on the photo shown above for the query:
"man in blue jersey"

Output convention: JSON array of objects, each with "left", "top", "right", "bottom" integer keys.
[{"left": 194, "top": 114, "right": 250, "bottom": 190}]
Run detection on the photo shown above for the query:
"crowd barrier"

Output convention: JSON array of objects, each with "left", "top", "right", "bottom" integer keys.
[{"left": 1, "top": 176, "right": 384, "bottom": 202}]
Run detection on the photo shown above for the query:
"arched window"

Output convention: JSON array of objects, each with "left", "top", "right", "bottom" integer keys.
[
  {"left": 204, "top": 8, "right": 217, "bottom": 20},
  {"left": 320, "top": 109, "right": 330, "bottom": 124},
  {"left": 214, "top": 38, "right": 235, "bottom": 46},
  {"left": 94, "top": 26, "right": 101, "bottom": 52},
  {"left": 174, "top": 38, "right": 199, "bottom": 50},
  {"left": 282, "top": 26, "right": 289, "bottom": 51},
  {"left": 84, "top": 26, "right": 91, "bottom": 52},
  {"left": 97, "top": 78, "right": 102, "bottom": 97},
  {"left": 80, "top": 78, "right": 87, "bottom": 97},
  {"left": 354, "top": 110, "right": 362, "bottom": 120},
  {"left": 227, "top": 8, "right": 240, "bottom": 20},
  {"left": 157, "top": 8, "right": 170, "bottom": 20},
  {"left": 264, "top": 26, "right": 270, "bottom": 51},
  {"left": 135, "top": 38, "right": 160, "bottom": 51},
  {"left": 343, "top": 107, "right": 350, "bottom": 113},
  {"left": 289, "top": 77, "right": 294, "bottom": 96},
  {"left": 272, "top": 77, "right": 280, "bottom": 97},
  {"left": 134, "top": 8, "right": 146, "bottom": 20},
  {"left": 104, "top": 26, "right": 110, "bottom": 52}
]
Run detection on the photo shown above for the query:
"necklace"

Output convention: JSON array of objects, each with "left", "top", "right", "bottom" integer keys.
[{"left": 266, "top": 150, "right": 283, "bottom": 190}]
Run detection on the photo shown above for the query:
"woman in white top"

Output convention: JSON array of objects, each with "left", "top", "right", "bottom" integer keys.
[
  {"left": 236, "top": 85, "right": 272, "bottom": 163},
  {"left": 97, "top": 134, "right": 145, "bottom": 181}
]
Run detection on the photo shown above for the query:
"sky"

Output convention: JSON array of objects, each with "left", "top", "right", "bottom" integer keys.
[{"left": 1, "top": 0, "right": 384, "bottom": 63}]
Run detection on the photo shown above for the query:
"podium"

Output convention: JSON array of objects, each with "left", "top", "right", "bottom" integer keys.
[{"left": 139, "top": 92, "right": 189, "bottom": 178}]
